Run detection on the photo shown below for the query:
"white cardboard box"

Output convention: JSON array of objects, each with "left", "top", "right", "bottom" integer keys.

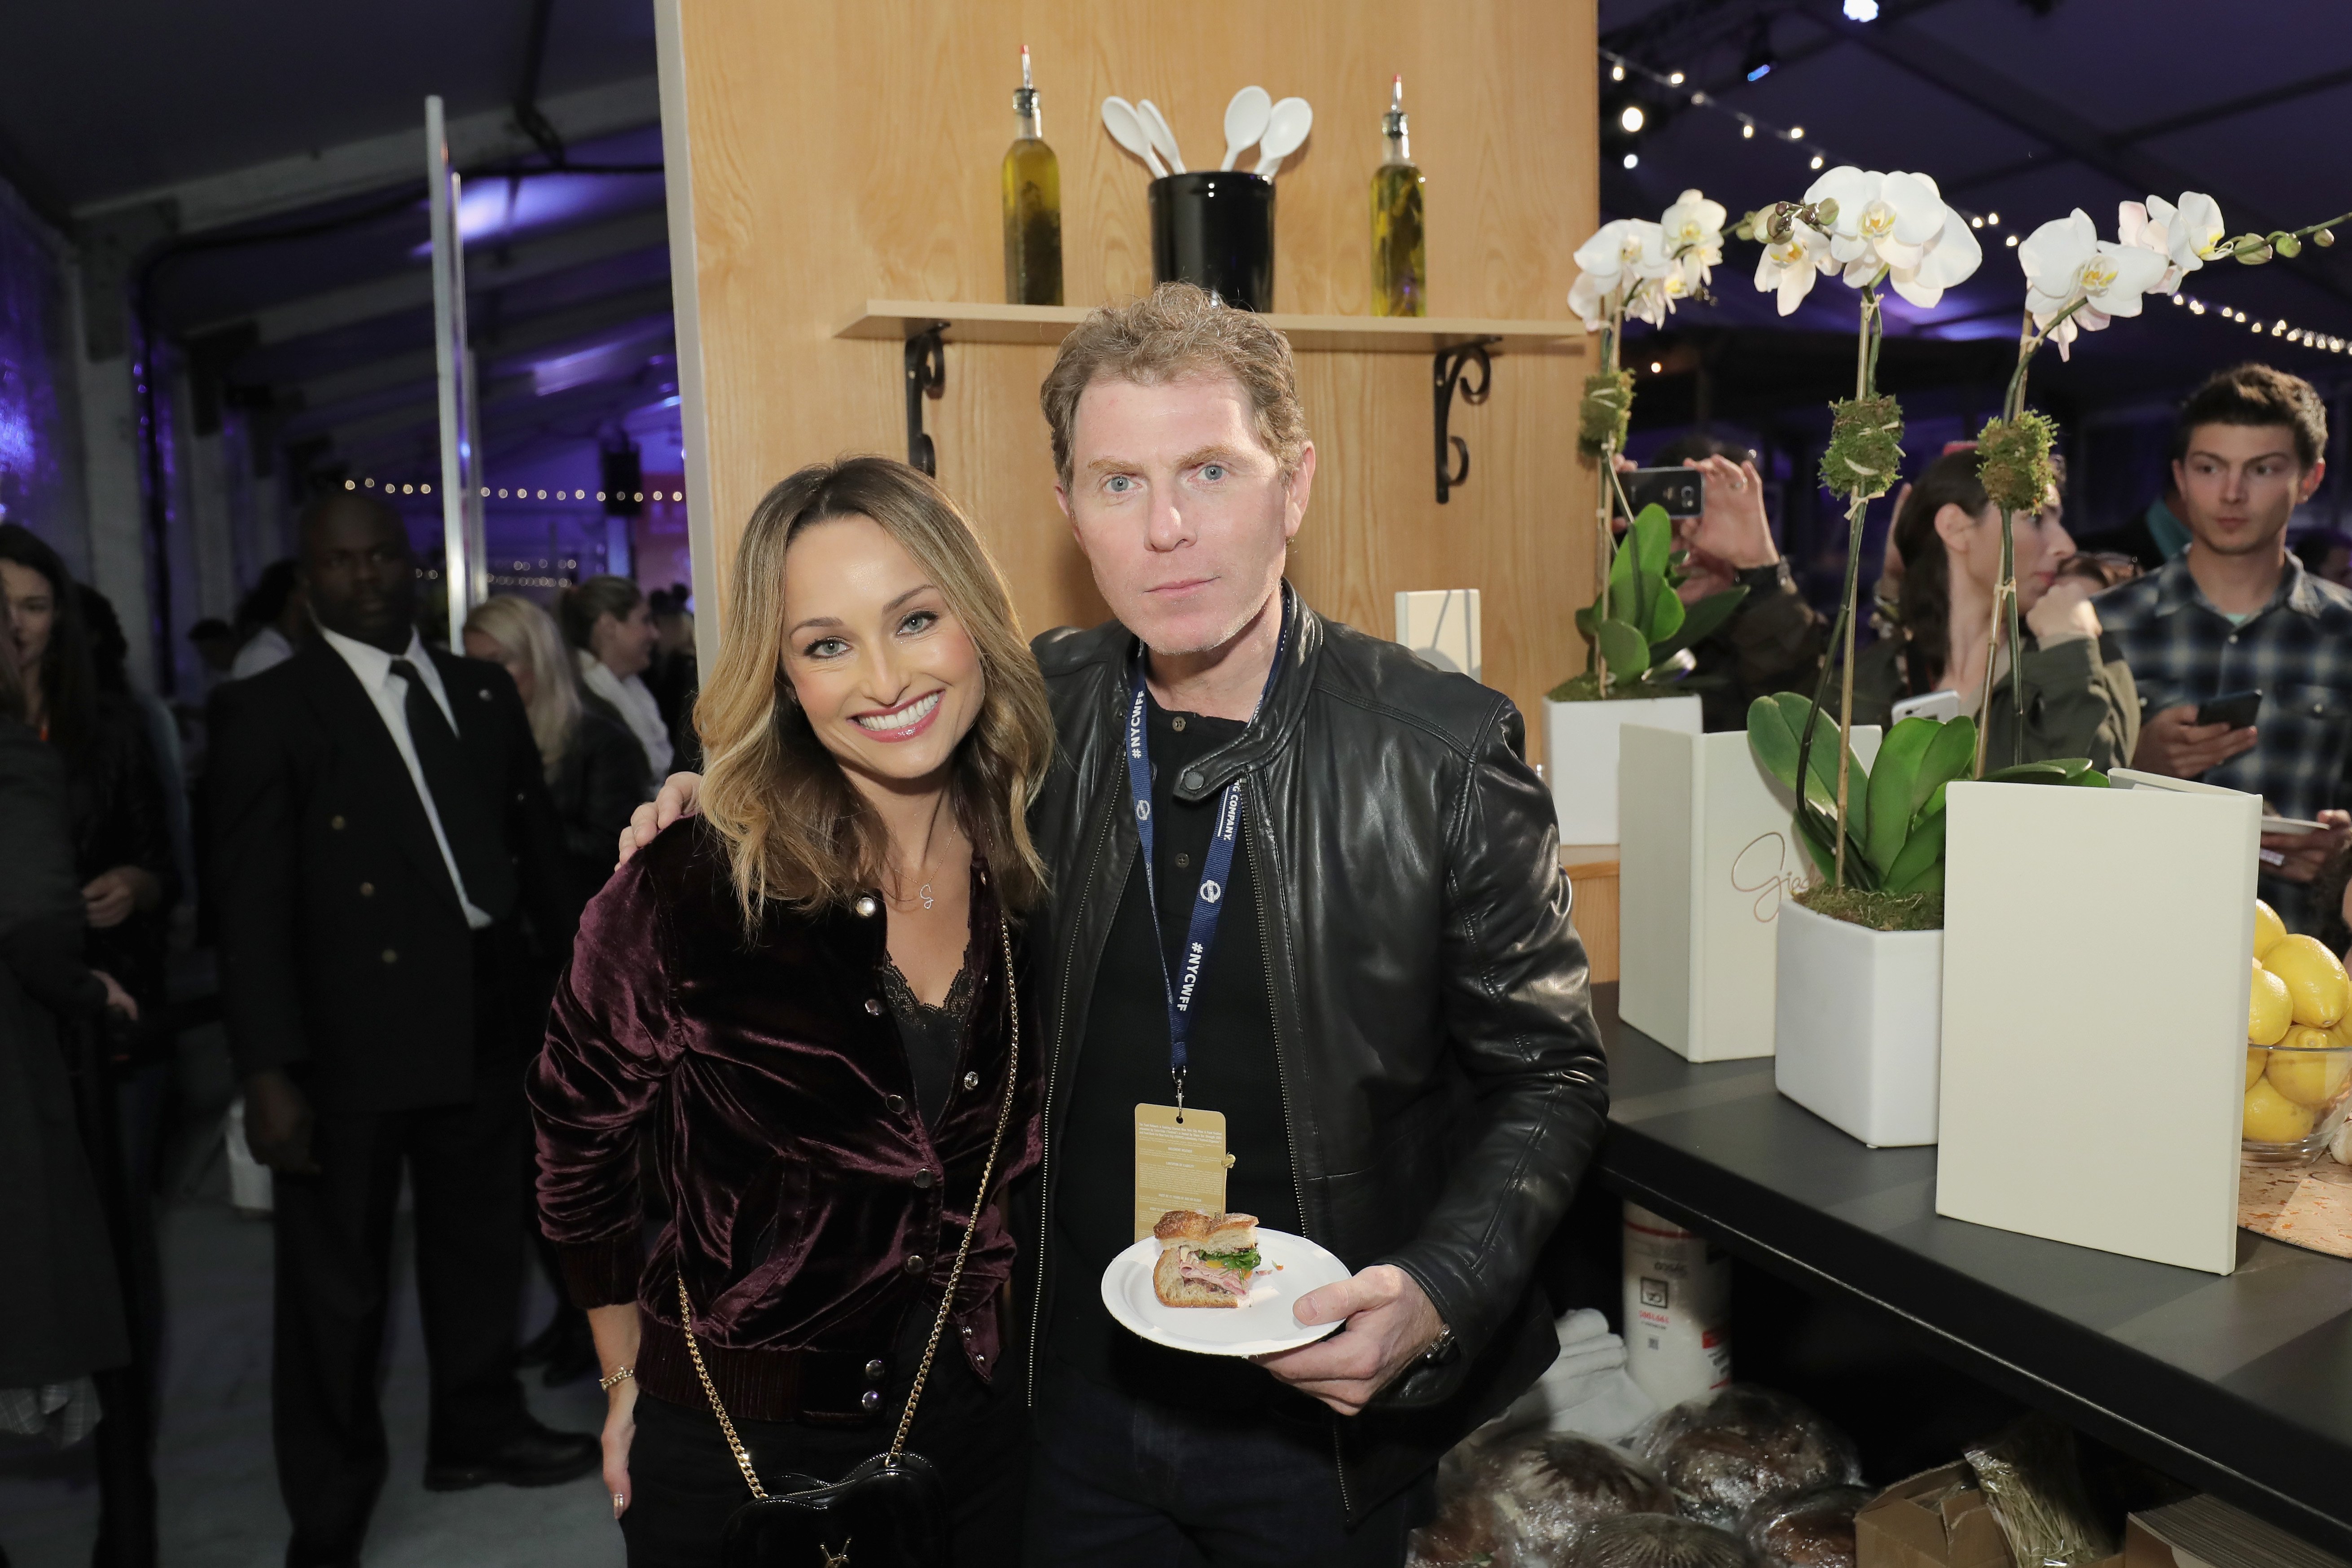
[
  {"left": 1935, "top": 770, "right": 2259, "bottom": 1274},
  {"left": 1393, "top": 590, "right": 1481, "bottom": 683},
  {"left": 1546, "top": 695, "right": 1703, "bottom": 846},
  {"left": 1620, "top": 725, "right": 1881, "bottom": 1062}
]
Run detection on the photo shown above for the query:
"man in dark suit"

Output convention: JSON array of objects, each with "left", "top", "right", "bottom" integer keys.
[{"left": 209, "top": 493, "right": 598, "bottom": 1567}]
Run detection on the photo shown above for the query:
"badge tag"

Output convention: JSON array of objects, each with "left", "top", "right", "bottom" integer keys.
[{"left": 1133, "top": 1103, "right": 1235, "bottom": 1242}]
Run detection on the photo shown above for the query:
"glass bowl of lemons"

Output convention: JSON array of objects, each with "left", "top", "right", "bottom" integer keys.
[{"left": 2243, "top": 905, "right": 2352, "bottom": 1165}]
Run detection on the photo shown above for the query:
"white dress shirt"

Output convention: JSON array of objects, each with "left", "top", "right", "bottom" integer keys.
[
  {"left": 577, "top": 649, "right": 675, "bottom": 777},
  {"left": 316, "top": 625, "right": 495, "bottom": 930},
  {"left": 229, "top": 624, "right": 296, "bottom": 680}
]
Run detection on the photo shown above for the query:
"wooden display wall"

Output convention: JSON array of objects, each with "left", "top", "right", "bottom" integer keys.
[{"left": 655, "top": 0, "right": 1599, "bottom": 723}]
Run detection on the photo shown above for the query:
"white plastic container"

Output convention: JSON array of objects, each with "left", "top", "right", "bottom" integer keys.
[
  {"left": 1621, "top": 1200, "right": 1731, "bottom": 1410},
  {"left": 225, "top": 1096, "right": 274, "bottom": 1217},
  {"left": 1773, "top": 898, "right": 1945, "bottom": 1147},
  {"left": 1545, "top": 694, "right": 1701, "bottom": 845}
]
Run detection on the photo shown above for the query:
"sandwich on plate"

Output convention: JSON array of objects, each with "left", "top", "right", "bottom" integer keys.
[{"left": 1152, "top": 1210, "right": 1262, "bottom": 1308}]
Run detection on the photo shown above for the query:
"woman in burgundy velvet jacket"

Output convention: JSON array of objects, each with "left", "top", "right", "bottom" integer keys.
[{"left": 531, "top": 458, "right": 1054, "bottom": 1568}]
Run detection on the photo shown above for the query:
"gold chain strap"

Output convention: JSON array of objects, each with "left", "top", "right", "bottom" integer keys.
[{"left": 675, "top": 919, "right": 1022, "bottom": 1500}]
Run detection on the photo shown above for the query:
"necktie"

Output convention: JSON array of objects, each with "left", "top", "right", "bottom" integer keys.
[{"left": 388, "top": 657, "right": 517, "bottom": 920}]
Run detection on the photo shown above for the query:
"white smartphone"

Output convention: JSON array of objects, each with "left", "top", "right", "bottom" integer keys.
[{"left": 1891, "top": 690, "right": 1962, "bottom": 724}]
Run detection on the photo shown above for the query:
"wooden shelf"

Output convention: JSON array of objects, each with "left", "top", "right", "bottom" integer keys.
[{"left": 837, "top": 300, "right": 1588, "bottom": 355}]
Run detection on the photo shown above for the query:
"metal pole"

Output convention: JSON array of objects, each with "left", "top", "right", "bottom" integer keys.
[{"left": 425, "top": 96, "right": 483, "bottom": 637}]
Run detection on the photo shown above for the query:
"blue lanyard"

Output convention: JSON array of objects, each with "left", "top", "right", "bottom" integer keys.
[{"left": 1123, "top": 615, "right": 1286, "bottom": 1108}]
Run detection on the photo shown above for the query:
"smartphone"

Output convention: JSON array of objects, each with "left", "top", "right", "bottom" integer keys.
[
  {"left": 1892, "top": 690, "right": 1962, "bottom": 724},
  {"left": 2195, "top": 689, "right": 2262, "bottom": 729},
  {"left": 1617, "top": 467, "right": 1704, "bottom": 519}
]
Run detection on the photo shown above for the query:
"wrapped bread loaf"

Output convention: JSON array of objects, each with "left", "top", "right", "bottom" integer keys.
[{"left": 1636, "top": 1386, "right": 1864, "bottom": 1528}]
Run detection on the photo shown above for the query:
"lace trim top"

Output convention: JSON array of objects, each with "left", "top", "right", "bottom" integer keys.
[{"left": 879, "top": 936, "right": 978, "bottom": 1128}]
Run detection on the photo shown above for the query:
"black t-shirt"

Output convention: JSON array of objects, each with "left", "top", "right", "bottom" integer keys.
[{"left": 1047, "top": 693, "right": 1302, "bottom": 1405}]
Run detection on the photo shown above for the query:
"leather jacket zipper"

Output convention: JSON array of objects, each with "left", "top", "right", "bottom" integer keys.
[
  {"left": 1244, "top": 785, "right": 1344, "bottom": 1510},
  {"left": 1027, "top": 788, "right": 1123, "bottom": 1406}
]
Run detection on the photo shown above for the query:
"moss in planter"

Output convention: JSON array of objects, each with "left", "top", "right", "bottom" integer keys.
[
  {"left": 1795, "top": 883, "right": 1944, "bottom": 933},
  {"left": 1546, "top": 672, "right": 1689, "bottom": 703}
]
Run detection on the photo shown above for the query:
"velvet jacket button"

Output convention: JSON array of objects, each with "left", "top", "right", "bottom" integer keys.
[
  {"left": 913, "top": 1168, "right": 935, "bottom": 1190},
  {"left": 865, "top": 997, "right": 883, "bottom": 1016},
  {"left": 864, "top": 1358, "right": 886, "bottom": 1380},
  {"left": 961, "top": 1071, "right": 979, "bottom": 1090},
  {"left": 903, "top": 1253, "right": 927, "bottom": 1276},
  {"left": 885, "top": 1094, "right": 907, "bottom": 1115},
  {"left": 860, "top": 1389, "right": 880, "bottom": 1411}
]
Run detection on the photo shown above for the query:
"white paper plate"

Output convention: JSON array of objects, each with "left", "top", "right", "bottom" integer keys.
[{"left": 1099, "top": 1228, "right": 1352, "bottom": 1357}]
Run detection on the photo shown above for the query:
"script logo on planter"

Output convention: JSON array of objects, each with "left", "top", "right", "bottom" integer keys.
[{"left": 1730, "top": 831, "right": 1805, "bottom": 923}]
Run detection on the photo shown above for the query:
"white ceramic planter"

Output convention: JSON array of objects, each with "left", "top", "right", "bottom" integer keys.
[
  {"left": 1773, "top": 899, "right": 1944, "bottom": 1147},
  {"left": 1544, "top": 694, "right": 1701, "bottom": 845},
  {"left": 1619, "top": 725, "right": 1882, "bottom": 1063},
  {"left": 1936, "top": 772, "right": 2257, "bottom": 1275}
]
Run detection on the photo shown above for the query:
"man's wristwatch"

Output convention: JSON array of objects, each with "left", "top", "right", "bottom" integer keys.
[
  {"left": 1734, "top": 559, "right": 1794, "bottom": 593},
  {"left": 1420, "top": 1323, "right": 1458, "bottom": 1366}
]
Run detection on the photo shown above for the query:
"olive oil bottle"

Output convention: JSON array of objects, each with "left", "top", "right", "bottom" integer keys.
[
  {"left": 1002, "top": 45, "right": 1063, "bottom": 307},
  {"left": 1370, "top": 75, "right": 1426, "bottom": 317}
]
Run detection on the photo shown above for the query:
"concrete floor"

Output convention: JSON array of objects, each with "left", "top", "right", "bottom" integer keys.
[{"left": 0, "top": 1184, "right": 625, "bottom": 1567}]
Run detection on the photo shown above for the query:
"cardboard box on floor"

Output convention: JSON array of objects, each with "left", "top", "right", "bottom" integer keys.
[
  {"left": 1858, "top": 1464, "right": 2015, "bottom": 1568},
  {"left": 1859, "top": 1463, "right": 2130, "bottom": 1568}
]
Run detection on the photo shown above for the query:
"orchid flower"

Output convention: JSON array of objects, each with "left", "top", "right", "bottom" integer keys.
[
  {"left": 1661, "top": 188, "right": 1728, "bottom": 291},
  {"left": 1805, "top": 167, "right": 1948, "bottom": 272},
  {"left": 1878, "top": 206, "right": 1983, "bottom": 308},
  {"left": 2118, "top": 191, "right": 2226, "bottom": 292},
  {"left": 1567, "top": 217, "right": 1671, "bottom": 330},
  {"left": 2018, "top": 208, "right": 2172, "bottom": 358},
  {"left": 1753, "top": 220, "right": 1835, "bottom": 315}
]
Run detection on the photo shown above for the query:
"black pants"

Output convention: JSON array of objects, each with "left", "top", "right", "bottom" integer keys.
[
  {"left": 1023, "top": 1361, "right": 1427, "bottom": 1568},
  {"left": 269, "top": 951, "right": 536, "bottom": 1561},
  {"left": 621, "top": 1330, "right": 1025, "bottom": 1568}
]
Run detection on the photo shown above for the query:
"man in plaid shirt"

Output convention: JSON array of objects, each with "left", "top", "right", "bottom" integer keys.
[{"left": 2097, "top": 364, "right": 2351, "bottom": 934}]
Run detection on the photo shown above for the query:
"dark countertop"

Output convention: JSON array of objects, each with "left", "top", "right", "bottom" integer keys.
[{"left": 1589, "top": 984, "right": 2352, "bottom": 1557}]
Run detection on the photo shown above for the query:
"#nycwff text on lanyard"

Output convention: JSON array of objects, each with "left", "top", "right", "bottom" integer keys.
[{"left": 1122, "top": 613, "right": 1288, "bottom": 1117}]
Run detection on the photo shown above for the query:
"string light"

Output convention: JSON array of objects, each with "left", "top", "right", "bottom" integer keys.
[
  {"left": 2165, "top": 289, "right": 2350, "bottom": 354},
  {"left": 340, "top": 480, "right": 699, "bottom": 499}
]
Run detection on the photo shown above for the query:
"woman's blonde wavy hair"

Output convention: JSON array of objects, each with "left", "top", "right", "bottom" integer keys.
[
  {"left": 696, "top": 457, "right": 1053, "bottom": 924},
  {"left": 463, "top": 594, "right": 581, "bottom": 781}
]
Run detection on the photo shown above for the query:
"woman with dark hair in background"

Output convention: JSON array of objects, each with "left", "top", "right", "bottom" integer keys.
[
  {"left": 0, "top": 593, "right": 148, "bottom": 1563},
  {"left": 1848, "top": 448, "right": 2140, "bottom": 769},
  {"left": 560, "top": 574, "right": 672, "bottom": 779},
  {"left": 0, "top": 526, "right": 179, "bottom": 1045}
]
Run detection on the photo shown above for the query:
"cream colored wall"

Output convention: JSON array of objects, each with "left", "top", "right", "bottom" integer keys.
[{"left": 658, "top": 0, "right": 1599, "bottom": 720}]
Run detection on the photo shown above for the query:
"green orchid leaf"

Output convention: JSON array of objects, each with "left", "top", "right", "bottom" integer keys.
[
  {"left": 1748, "top": 692, "right": 1873, "bottom": 863},
  {"left": 1865, "top": 718, "right": 1938, "bottom": 877},
  {"left": 1597, "top": 618, "right": 1650, "bottom": 681},
  {"left": 1574, "top": 604, "right": 1596, "bottom": 640},
  {"left": 1882, "top": 805, "right": 1946, "bottom": 892},
  {"left": 1646, "top": 581, "right": 1688, "bottom": 646},
  {"left": 1915, "top": 716, "right": 1979, "bottom": 821},
  {"left": 1652, "top": 586, "right": 1749, "bottom": 661},
  {"left": 1985, "top": 761, "right": 2073, "bottom": 785},
  {"left": 1632, "top": 504, "right": 1674, "bottom": 577}
]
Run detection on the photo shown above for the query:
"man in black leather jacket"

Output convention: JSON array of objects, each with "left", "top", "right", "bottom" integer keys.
[{"left": 1018, "top": 284, "right": 1609, "bottom": 1564}]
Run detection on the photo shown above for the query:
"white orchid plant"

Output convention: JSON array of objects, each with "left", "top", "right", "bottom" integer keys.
[
  {"left": 1733, "top": 167, "right": 1983, "bottom": 886},
  {"left": 1967, "top": 193, "right": 2346, "bottom": 772},
  {"left": 1561, "top": 189, "right": 1746, "bottom": 700}
]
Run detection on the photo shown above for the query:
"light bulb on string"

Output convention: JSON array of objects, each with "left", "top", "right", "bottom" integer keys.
[
  {"left": 1809, "top": 154, "right": 1824, "bottom": 169},
  {"left": 1742, "top": 122, "right": 1754, "bottom": 139},
  {"left": 1624, "top": 152, "right": 1640, "bottom": 169}
]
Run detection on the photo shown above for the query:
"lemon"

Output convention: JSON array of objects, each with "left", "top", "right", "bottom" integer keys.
[
  {"left": 2243, "top": 1077, "right": 2317, "bottom": 1142},
  {"left": 2264, "top": 935, "right": 2351, "bottom": 1028},
  {"left": 2253, "top": 899, "right": 2287, "bottom": 960},
  {"left": 2249, "top": 960, "right": 2293, "bottom": 1045},
  {"left": 2247, "top": 1048, "right": 2270, "bottom": 1090},
  {"left": 2266, "top": 1027, "right": 2352, "bottom": 1107}
]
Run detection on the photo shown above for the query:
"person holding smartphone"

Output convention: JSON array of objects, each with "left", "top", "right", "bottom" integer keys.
[
  {"left": 1847, "top": 447, "right": 2139, "bottom": 770},
  {"left": 1616, "top": 435, "right": 1828, "bottom": 732},
  {"left": 2097, "top": 364, "right": 2352, "bottom": 933}
]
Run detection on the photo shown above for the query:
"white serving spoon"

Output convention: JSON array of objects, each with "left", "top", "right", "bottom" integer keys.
[
  {"left": 1137, "top": 98, "right": 1186, "bottom": 174},
  {"left": 1220, "top": 86, "right": 1273, "bottom": 171},
  {"left": 1101, "top": 96, "right": 1167, "bottom": 178},
  {"left": 1251, "top": 96, "right": 1313, "bottom": 178}
]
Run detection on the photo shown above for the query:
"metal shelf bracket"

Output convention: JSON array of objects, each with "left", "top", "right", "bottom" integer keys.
[
  {"left": 904, "top": 323, "right": 947, "bottom": 476},
  {"left": 1433, "top": 338, "right": 1498, "bottom": 504}
]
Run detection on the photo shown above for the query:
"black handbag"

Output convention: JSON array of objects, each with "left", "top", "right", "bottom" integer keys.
[{"left": 676, "top": 921, "right": 1021, "bottom": 1568}]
